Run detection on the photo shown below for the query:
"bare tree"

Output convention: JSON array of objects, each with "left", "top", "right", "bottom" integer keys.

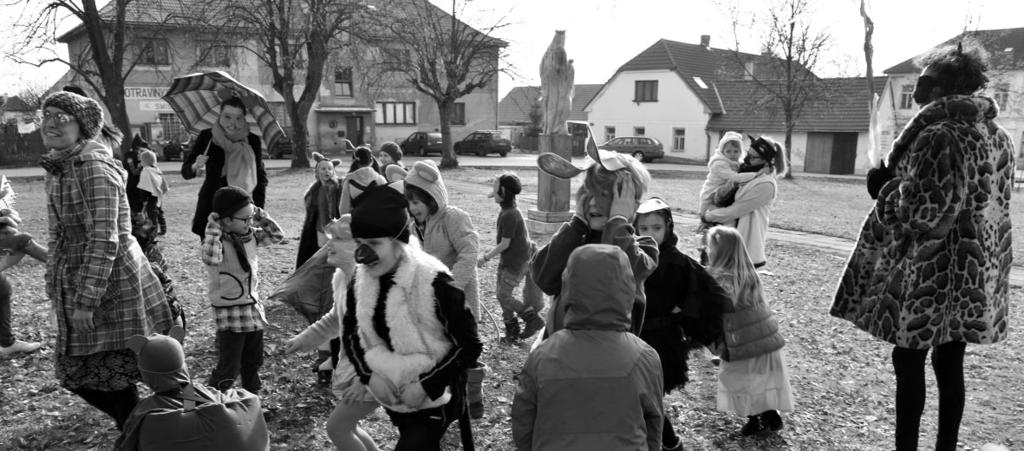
[
  {"left": 724, "top": 0, "right": 832, "bottom": 179},
  {"left": 17, "top": 81, "right": 51, "bottom": 109},
  {"left": 6, "top": 0, "right": 224, "bottom": 155},
  {"left": 367, "top": 0, "right": 509, "bottom": 168},
  {"left": 225, "top": 0, "right": 365, "bottom": 168}
]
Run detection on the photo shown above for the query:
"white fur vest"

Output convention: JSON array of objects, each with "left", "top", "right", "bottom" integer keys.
[{"left": 353, "top": 243, "right": 454, "bottom": 412}]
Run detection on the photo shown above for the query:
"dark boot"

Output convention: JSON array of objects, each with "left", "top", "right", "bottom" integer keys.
[
  {"left": 466, "top": 365, "right": 486, "bottom": 419},
  {"left": 741, "top": 414, "right": 768, "bottom": 436},
  {"left": 519, "top": 309, "right": 545, "bottom": 340},
  {"left": 156, "top": 208, "right": 167, "bottom": 235},
  {"left": 501, "top": 319, "right": 521, "bottom": 343},
  {"left": 71, "top": 386, "right": 139, "bottom": 431},
  {"left": 762, "top": 410, "right": 783, "bottom": 431}
]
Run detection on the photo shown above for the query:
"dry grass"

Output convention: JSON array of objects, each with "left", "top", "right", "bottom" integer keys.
[{"left": 0, "top": 168, "right": 1020, "bottom": 450}]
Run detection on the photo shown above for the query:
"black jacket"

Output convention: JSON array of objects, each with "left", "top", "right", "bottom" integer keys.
[{"left": 182, "top": 128, "right": 268, "bottom": 238}]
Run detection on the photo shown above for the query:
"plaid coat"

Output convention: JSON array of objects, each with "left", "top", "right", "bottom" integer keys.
[{"left": 46, "top": 141, "right": 172, "bottom": 356}]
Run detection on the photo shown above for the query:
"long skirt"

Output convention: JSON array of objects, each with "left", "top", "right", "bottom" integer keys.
[
  {"left": 716, "top": 349, "right": 794, "bottom": 416},
  {"left": 56, "top": 349, "right": 141, "bottom": 391}
]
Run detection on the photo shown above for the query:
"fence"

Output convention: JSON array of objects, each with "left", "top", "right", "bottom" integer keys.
[{"left": 0, "top": 124, "right": 46, "bottom": 168}]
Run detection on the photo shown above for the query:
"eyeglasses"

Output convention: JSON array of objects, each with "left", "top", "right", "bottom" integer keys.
[
  {"left": 42, "top": 111, "right": 74, "bottom": 126},
  {"left": 230, "top": 212, "right": 255, "bottom": 223}
]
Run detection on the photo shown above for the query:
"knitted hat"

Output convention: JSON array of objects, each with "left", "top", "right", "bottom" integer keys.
[
  {"left": 716, "top": 131, "right": 743, "bottom": 153},
  {"left": 404, "top": 160, "right": 448, "bottom": 209},
  {"left": 212, "top": 185, "right": 253, "bottom": 217},
  {"left": 379, "top": 141, "right": 402, "bottom": 162},
  {"left": 351, "top": 182, "right": 410, "bottom": 240},
  {"left": 42, "top": 91, "right": 104, "bottom": 141}
]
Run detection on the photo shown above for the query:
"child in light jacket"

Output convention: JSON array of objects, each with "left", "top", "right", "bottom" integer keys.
[
  {"left": 705, "top": 225, "right": 794, "bottom": 436},
  {"left": 698, "top": 132, "right": 760, "bottom": 214},
  {"left": 201, "top": 186, "right": 284, "bottom": 394},
  {"left": 136, "top": 149, "right": 168, "bottom": 235}
]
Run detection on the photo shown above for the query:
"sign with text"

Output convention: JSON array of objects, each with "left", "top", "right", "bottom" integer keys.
[
  {"left": 124, "top": 87, "right": 167, "bottom": 99},
  {"left": 139, "top": 100, "right": 173, "bottom": 111}
]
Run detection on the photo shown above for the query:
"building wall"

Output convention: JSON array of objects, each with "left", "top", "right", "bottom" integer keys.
[
  {"left": 61, "top": 27, "right": 500, "bottom": 153},
  {"left": 586, "top": 70, "right": 710, "bottom": 161},
  {"left": 879, "top": 71, "right": 1024, "bottom": 165}
]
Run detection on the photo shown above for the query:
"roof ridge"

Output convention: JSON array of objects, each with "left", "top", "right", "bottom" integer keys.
[{"left": 661, "top": 39, "right": 680, "bottom": 70}]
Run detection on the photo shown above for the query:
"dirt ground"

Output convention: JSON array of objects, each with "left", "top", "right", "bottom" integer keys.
[{"left": 0, "top": 168, "right": 1020, "bottom": 450}]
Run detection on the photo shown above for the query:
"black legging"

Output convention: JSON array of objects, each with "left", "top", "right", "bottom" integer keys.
[{"left": 891, "top": 341, "right": 966, "bottom": 451}]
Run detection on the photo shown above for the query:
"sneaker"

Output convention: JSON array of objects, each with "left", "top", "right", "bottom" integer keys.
[
  {"left": 0, "top": 340, "right": 42, "bottom": 356},
  {"left": 761, "top": 410, "right": 784, "bottom": 431},
  {"left": 519, "top": 311, "right": 545, "bottom": 340},
  {"left": 740, "top": 415, "right": 769, "bottom": 436}
]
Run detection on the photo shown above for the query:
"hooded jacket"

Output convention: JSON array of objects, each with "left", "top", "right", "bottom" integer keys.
[
  {"left": 532, "top": 215, "right": 658, "bottom": 336},
  {"left": 408, "top": 169, "right": 481, "bottom": 319},
  {"left": 638, "top": 219, "right": 730, "bottom": 391},
  {"left": 512, "top": 244, "right": 663, "bottom": 451},
  {"left": 831, "top": 95, "right": 1012, "bottom": 349},
  {"left": 699, "top": 132, "right": 758, "bottom": 213},
  {"left": 45, "top": 140, "right": 173, "bottom": 356}
]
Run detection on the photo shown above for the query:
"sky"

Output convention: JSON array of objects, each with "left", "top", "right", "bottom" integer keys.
[{"left": 1, "top": 0, "right": 1023, "bottom": 98}]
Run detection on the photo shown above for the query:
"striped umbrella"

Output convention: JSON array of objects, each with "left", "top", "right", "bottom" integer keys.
[{"left": 162, "top": 71, "right": 285, "bottom": 149}]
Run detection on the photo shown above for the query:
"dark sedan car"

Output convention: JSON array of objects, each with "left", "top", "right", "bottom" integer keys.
[
  {"left": 601, "top": 136, "right": 664, "bottom": 162},
  {"left": 454, "top": 130, "right": 511, "bottom": 157},
  {"left": 400, "top": 131, "right": 444, "bottom": 156}
]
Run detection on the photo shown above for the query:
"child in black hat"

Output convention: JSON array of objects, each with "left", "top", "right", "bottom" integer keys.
[
  {"left": 341, "top": 182, "right": 481, "bottom": 450},
  {"left": 200, "top": 185, "right": 284, "bottom": 394}
]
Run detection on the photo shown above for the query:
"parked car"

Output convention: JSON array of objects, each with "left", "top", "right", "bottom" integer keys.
[
  {"left": 269, "top": 137, "right": 294, "bottom": 159},
  {"left": 162, "top": 140, "right": 185, "bottom": 161},
  {"left": 400, "top": 131, "right": 444, "bottom": 156},
  {"left": 600, "top": 136, "right": 664, "bottom": 162},
  {"left": 454, "top": 130, "right": 511, "bottom": 157}
]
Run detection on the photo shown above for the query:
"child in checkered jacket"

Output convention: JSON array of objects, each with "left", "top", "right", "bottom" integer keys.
[{"left": 200, "top": 186, "right": 284, "bottom": 394}]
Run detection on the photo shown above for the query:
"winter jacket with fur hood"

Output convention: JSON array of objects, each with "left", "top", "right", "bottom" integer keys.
[
  {"left": 831, "top": 95, "right": 1013, "bottom": 349},
  {"left": 512, "top": 244, "right": 663, "bottom": 451},
  {"left": 341, "top": 239, "right": 482, "bottom": 413}
]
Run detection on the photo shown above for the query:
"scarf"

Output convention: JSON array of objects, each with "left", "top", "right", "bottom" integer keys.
[
  {"left": 40, "top": 141, "right": 87, "bottom": 174},
  {"left": 211, "top": 122, "right": 257, "bottom": 194},
  {"left": 225, "top": 229, "right": 255, "bottom": 274}
]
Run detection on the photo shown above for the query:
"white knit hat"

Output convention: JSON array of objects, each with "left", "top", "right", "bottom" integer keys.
[{"left": 404, "top": 160, "right": 448, "bottom": 209}]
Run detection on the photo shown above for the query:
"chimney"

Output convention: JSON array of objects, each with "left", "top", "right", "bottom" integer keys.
[{"left": 700, "top": 35, "right": 711, "bottom": 48}]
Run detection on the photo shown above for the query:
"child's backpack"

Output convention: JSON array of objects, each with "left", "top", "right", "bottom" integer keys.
[{"left": 116, "top": 327, "right": 269, "bottom": 451}]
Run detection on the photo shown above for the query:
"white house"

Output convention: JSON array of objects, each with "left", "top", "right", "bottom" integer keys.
[
  {"left": 878, "top": 27, "right": 1024, "bottom": 156},
  {"left": 583, "top": 36, "right": 799, "bottom": 162}
]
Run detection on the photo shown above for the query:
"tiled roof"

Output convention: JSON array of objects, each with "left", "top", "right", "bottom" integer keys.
[
  {"left": 884, "top": 27, "right": 1024, "bottom": 74},
  {"left": 498, "top": 84, "right": 602, "bottom": 124},
  {"left": 2, "top": 96, "right": 35, "bottom": 112},
  {"left": 706, "top": 77, "right": 887, "bottom": 133},
  {"left": 585, "top": 38, "right": 814, "bottom": 113}
]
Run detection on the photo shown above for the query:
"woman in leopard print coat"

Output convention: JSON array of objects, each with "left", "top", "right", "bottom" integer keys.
[{"left": 830, "top": 42, "right": 1013, "bottom": 451}]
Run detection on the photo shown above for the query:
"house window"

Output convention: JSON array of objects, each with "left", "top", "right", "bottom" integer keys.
[
  {"left": 139, "top": 38, "right": 170, "bottom": 65},
  {"left": 634, "top": 126, "right": 645, "bottom": 136},
  {"left": 196, "top": 41, "right": 230, "bottom": 67},
  {"left": 334, "top": 67, "right": 353, "bottom": 97},
  {"left": 993, "top": 84, "right": 1010, "bottom": 109},
  {"left": 382, "top": 47, "right": 410, "bottom": 71},
  {"left": 634, "top": 80, "right": 658, "bottom": 102},
  {"left": 604, "top": 126, "right": 615, "bottom": 142},
  {"left": 899, "top": 84, "right": 914, "bottom": 110},
  {"left": 375, "top": 101, "right": 416, "bottom": 125},
  {"left": 451, "top": 102, "right": 466, "bottom": 125},
  {"left": 672, "top": 128, "right": 685, "bottom": 151}
]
